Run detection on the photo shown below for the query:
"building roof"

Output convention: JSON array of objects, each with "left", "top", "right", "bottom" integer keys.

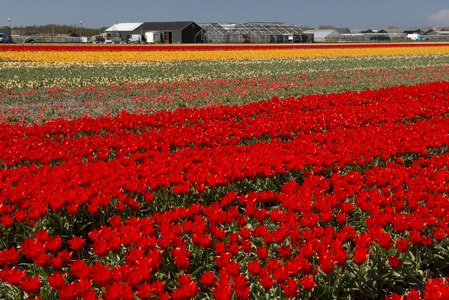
[
  {"left": 303, "top": 29, "right": 341, "bottom": 38},
  {"left": 426, "top": 30, "right": 449, "bottom": 35},
  {"left": 198, "top": 22, "right": 303, "bottom": 37},
  {"left": 403, "top": 29, "right": 424, "bottom": 34},
  {"left": 140, "top": 22, "right": 198, "bottom": 31},
  {"left": 334, "top": 28, "right": 351, "bottom": 34},
  {"left": 105, "top": 23, "right": 142, "bottom": 32},
  {"left": 105, "top": 22, "right": 199, "bottom": 32}
]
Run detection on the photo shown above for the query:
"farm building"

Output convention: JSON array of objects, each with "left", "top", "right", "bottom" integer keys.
[
  {"left": 105, "top": 21, "right": 202, "bottom": 43},
  {"left": 341, "top": 32, "right": 402, "bottom": 42},
  {"left": 423, "top": 29, "right": 449, "bottom": 41},
  {"left": 355, "top": 29, "right": 388, "bottom": 34},
  {"left": 0, "top": 28, "right": 11, "bottom": 42},
  {"left": 303, "top": 29, "right": 342, "bottom": 42},
  {"left": 331, "top": 28, "right": 405, "bottom": 42},
  {"left": 197, "top": 22, "right": 311, "bottom": 43}
]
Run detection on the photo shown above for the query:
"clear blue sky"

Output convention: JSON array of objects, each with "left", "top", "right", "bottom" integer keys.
[{"left": 3, "top": 0, "right": 449, "bottom": 29}]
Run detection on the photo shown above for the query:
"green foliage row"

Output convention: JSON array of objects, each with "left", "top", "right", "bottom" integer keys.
[
  {"left": 2, "top": 54, "right": 449, "bottom": 90},
  {"left": 1, "top": 54, "right": 449, "bottom": 124}
]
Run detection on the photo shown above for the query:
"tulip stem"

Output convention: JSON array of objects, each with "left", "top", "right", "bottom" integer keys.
[
  {"left": 18, "top": 286, "right": 24, "bottom": 300},
  {"left": 415, "top": 245, "right": 419, "bottom": 275}
]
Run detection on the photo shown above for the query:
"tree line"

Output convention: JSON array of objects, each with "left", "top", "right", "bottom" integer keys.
[{"left": 1, "top": 24, "right": 107, "bottom": 36}]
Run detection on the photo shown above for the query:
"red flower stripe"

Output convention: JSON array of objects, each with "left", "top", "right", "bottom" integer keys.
[
  {"left": 1, "top": 81, "right": 449, "bottom": 168},
  {"left": 0, "top": 82, "right": 448, "bottom": 228},
  {"left": 0, "top": 43, "right": 448, "bottom": 52},
  {"left": 2, "top": 152, "right": 449, "bottom": 297},
  {"left": 3, "top": 66, "right": 449, "bottom": 124},
  {"left": 2, "top": 81, "right": 449, "bottom": 298}
]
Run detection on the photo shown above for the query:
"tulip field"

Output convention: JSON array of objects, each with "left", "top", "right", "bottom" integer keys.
[{"left": 2, "top": 43, "right": 449, "bottom": 300}]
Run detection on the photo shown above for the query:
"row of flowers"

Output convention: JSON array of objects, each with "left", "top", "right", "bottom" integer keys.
[
  {"left": 2, "top": 151, "right": 449, "bottom": 299},
  {"left": 1, "top": 43, "right": 449, "bottom": 52},
  {"left": 2, "top": 46, "right": 449, "bottom": 62},
  {"left": 2, "top": 81, "right": 449, "bottom": 169},
  {"left": 2, "top": 65, "right": 449, "bottom": 124},
  {"left": 3, "top": 53, "right": 447, "bottom": 94},
  {"left": 2, "top": 81, "right": 449, "bottom": 298}
]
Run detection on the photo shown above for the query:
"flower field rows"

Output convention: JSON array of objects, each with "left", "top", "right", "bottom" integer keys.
[
  {"left": 3, "top": 77, "right": 449, "bottom": 298},
  {"left": 2, "top": 43, "right": 449, "bottom": 299},
  {"left": 2, "top": 61, "right": 449, "bottom": 124},
  {"left": 2, "top": 44, "right": 449, "bottom": 62},
  {"left": 1, "top": 43, "right": 449, "bottom": 52}
]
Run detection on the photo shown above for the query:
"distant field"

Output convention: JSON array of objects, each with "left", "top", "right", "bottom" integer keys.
[{"left": 1, "top": 43, "right": 449, "bottom": 123}]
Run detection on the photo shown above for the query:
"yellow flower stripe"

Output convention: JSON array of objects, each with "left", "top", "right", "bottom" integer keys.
[{"left": 2, "top": 46, "right": 449, "bottom": 62}]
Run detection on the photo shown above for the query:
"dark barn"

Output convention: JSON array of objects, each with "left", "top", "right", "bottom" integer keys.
[{"left": 105, "top": 21, "right": 202, "bottom": 44}]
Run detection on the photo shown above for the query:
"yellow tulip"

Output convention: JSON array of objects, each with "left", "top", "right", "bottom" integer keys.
[{"left": 2, "top": 46, "right": 449, "bottom": 62}]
